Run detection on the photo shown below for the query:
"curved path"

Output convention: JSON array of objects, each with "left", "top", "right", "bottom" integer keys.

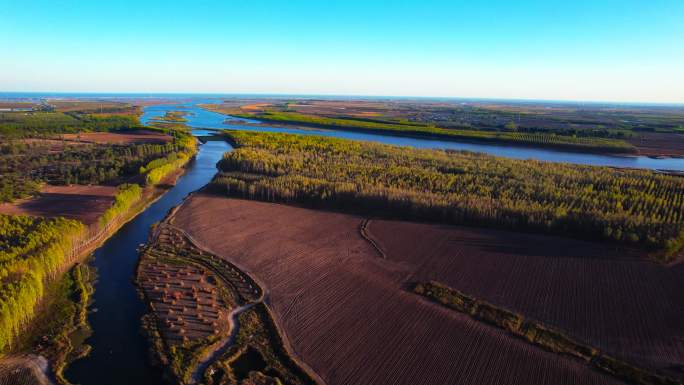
[
  {"left": 170, "top": 224, "right": 325, "bottom": 385},
  {"left": 188, "top": 302, "right": 259, "bottom": 385}
]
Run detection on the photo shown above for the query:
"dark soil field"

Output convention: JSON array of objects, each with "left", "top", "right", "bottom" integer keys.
[
  {"left": 47, "top": 100, "right": 133, "bottom": 113},
  {"left": 0, "top": 355, "right": 51, "bottom": 385},
  {"left": 0, "top": 102, "right": 36, "bottom": 110},
  {"left": 286, "top": 100, "right": 388, "bottom": 118},
  {"left": 0, "top": 185, "right": 116, "bottom": 225},
  {"left": 629, "top": 132, "right": 684, "bottom": 157},
  {"left": 60, "top": 131, "right": 172, "bottom": 145},
  {"left": 365, "top": 220, "right": 684, "bottom": 378},
  {"left": 172, "top": 194, "right": 630, "bottom": 385}
]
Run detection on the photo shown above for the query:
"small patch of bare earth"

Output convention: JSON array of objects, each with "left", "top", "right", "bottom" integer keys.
[
  {"left": 46, "top": 100, "right": 131, "bottom": 113},
  {"left": 60, "top": 131, "right": 172, "bottom": 145},
  {"left": 629, "top": 132, "right": 684, "bottom": 157},
  {"left": 0, "top": 355, "right": 53, "bottom": 385},
  {"left": 241, "top": 103, "right": 272, "bottom": 112},
  {"left": 0, "top": 185, "right": 116, "bottom": 226},
  {"left": 19, "top": 138, "right": 89, "bottom": 153},
  {"left": 0, "top": 102, "right": 37, "bottom": 110}
]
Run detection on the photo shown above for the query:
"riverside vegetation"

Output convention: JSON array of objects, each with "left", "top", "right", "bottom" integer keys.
[
  {"left": 0, "top": 124, "right": 197, "bottom": 202},
  {"left": 0, "top": 214, "right": 86, "bottom": 353},
  {"left": 0, "top": 111, "right": 198, "bottom": 373},
  {"left": 0, "top": 182, "right": 147, "bottom": 361},
  {"left": 213, "top": 131, "right": 684, "bottom": 261},
  {"left": 0, "top": 111, "right": 139, "bottom": 138},
  {"left": 223, "top": 109, "right": 637, "bottom": 153}
]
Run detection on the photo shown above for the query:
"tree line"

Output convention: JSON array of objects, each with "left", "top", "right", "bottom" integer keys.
[
  {"left": 0, "top": 126, "right": 198, "bottom": 352},
  {"left": 0, "top": 214, "right": 86, "bottom": 352},
  {"left": 0, "top": 111, "right": 138, "bottom": 137},
  {"left": 0, "top": 141, "right": 178, "bottom": 202},
  {"left": 0, "top": 124, "right": 198, "bottom": 202},
  {"left": 140, "top": 129, "right": 197, "bottom": 185},
  {"left": 213, "top": 131, "right": 684, "bottom": 261},
  {"left": 229, "top": 110, "right": 637, "bottom": 153}
]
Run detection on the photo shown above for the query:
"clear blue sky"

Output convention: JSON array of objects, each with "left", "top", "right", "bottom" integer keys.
[{"left": 1, "top": 0, "right": 683, "bottom": 102}]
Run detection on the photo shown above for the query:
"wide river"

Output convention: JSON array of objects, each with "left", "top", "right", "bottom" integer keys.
[
  {"left": 66, "top": 100, "right": 684, "bottom": 385},
  {"left": 141, "top": 100, "right": 684, "bottom": 171}
]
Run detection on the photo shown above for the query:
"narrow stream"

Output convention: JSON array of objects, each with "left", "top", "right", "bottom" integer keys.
[{"left": 65, "top": 139, "right": 232, "bottom": 385}]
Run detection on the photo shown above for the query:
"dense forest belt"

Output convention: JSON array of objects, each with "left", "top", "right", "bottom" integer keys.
[
  {"left": 0, "top": 126, "right": 194, "bottom": 203},
  {"left": 414, "top": 281, "right": 682, "bottom": 385},
  {"left": 0, "top": 111, "right": 138, "bottom": 138},
  {"left": 213, "top": 131, "right": 684, "bottom": 262},
  {"left": 136, "top": 224, "right": 319, "bottom": 385},
  {"left": 224, "top": 110, "right": 637, "bottom": 154},
  {"left": 0, "top": 214, "right": 85, "bottom": 354},
  {"left": 1, "top": 183, "right": 147, "bottom": 355},
  {"left": 0, "top": 137, "right": 197, "bottom": 374}
]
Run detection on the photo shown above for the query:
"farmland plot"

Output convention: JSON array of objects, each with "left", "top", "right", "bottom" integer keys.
[
  {"left": 365, "top": 219, "right": 684, "bottom": 378},
  {"left": 173, "top": 195, "right": 625, "bottom": 385},
  {"left": 0, "top": 185, "right": 116, "bottom": 226}
]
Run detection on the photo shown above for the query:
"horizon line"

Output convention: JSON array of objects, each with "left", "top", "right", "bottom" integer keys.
[{"left": 1, "top": 90, "right": 684, "bottom": 107}]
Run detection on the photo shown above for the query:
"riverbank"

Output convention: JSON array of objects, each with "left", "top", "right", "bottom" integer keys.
[
  {"left": 200, "top": 104, "right": 639, "bottom": 155},
  {"left": 200, "top": 99, "right": 684, "bottom": 159},
  {"left": 139, "top": 101, "right": 684, "bottom": 171},
  {"left": 0, "top": 141, "right": 197, "bottom": 385},
  {"left": 63, "top": 139, "right": 231, "bottom": 385},
  {"left": 234, "top": 113, "right": 638, "bottom": 154},
  {"left": 135, "top": 220, "right": 320, "bottom": 385}
]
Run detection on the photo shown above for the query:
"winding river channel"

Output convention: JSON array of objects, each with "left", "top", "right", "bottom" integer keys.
[
  {"left": 143, "top": 100, "right": 684, "bottom": 171},
  {"left": 65, "top": 100, "right": 684, "bottom": 385},
  {"left": 65, "top": 139, "right": 232, "bottom": 385}
]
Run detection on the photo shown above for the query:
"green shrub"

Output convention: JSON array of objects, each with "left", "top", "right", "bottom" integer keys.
[{"left": 99, "top": 184, "right": 142, "bottom": 229}]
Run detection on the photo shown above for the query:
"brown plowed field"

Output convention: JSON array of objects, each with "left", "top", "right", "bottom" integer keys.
[
  {"left": 0, "top": 102, "right": 36, "bottom": 110},
  {"left": 365, "top": 220, "right": 684, "bottom": 376},
  {"left": 629, "top": 132, "right": 684, "bottom": 157},
  {"left": 60, "top": 131, "right": 171, "bottom": 145},
  {"left": 0, "top": 185, "right": 116, "bottom": 225},
  {"left": 46, "top": 100, "right": 131, "bottom": 113},
  {"left": 172, "top": 194, "right": 626, "bottom": 385}
]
